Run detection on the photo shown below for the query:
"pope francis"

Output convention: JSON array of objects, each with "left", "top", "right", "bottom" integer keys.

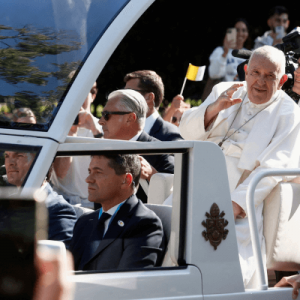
[{"left": 179, "top": 45, "right": 300, "bottom": 288}]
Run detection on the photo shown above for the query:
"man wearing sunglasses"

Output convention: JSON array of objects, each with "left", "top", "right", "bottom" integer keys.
[
  {"left": 98, "top": 89, "right": 174, "bottom": 203},
  {"left": 124, "top": 70, "right": 183, "bottom": 141}
]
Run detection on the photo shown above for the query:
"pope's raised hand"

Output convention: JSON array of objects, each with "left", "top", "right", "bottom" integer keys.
[
  {"left": 214, "top": 83, "right": 243, "bottom": 112},
  {"left": 204, "top": 83, "right": 243, "bottom": 129}
]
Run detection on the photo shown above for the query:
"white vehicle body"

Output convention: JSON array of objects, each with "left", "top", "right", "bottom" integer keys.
[{"left": 0, "top": 1, "right": 297, "bottom": 299}]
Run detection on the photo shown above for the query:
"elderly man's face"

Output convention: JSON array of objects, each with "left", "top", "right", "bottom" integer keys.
[
  {"left": 245, "top": 55, "right": 284, "bottom": 104},
  {"left": 85, "top": 156, "right": 124, "bottom": 204},
  {"left": 4, "top": 152, "right": 35, "bottom": 187},
  {"left": 99, "top": 96, "right": 132, "bottom": 139}
]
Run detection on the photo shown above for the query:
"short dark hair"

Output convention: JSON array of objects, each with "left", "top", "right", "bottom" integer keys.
[
  {"left": 124, "top": 70, "right": 164, "bottom": 108},
  {"left": 268, "top": 6, "right": 289, "bottom": 19},
  {"left": 94, "top": 154, "right": 141, "bottom": 191}
]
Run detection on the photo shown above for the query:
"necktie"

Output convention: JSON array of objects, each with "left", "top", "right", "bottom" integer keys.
[
  {"left": 96, "top": 212, "right": 111, "bottom": 240},
  {"left": 80, "top": 212, "right": 111, "bottom": 270}
]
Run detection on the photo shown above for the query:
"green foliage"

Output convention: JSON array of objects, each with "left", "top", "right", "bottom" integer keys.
[
  {"left": 91, "top": 104, "right": 103, "bottom": 118},
  {"left": 96, "top": 105, "right": 103, "bottom": 118},
  {"left": 0, "top": 104, "right": 9, "bottom": 113},
  {"left": 185, "top": 98, "right": 202, "bottom": 107}
]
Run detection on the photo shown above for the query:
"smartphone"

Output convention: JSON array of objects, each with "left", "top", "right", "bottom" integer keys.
[
  {"left": 226, "top": 28, "right": 237, "bottom": 46},
  {"left": 275, "top": 26, "right": 285, "bottom": 40},
  {"left": 0, "top": 193, "right": 47, "bottom": 300}
]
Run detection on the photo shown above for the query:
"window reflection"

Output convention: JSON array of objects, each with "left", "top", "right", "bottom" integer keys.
[
  {"left": 0, "top": 145, "right": 40, "bottom": 188},
  {"left": 0, "top": 0, "right": 129, "bottom": 131}
]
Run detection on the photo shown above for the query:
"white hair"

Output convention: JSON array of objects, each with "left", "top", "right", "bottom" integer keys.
[
  {"left": 248, "top": 46, "right": 286, "bottom": 77},
  {"left": 107, "top": 89, "right": 148, "bottom": 129}
]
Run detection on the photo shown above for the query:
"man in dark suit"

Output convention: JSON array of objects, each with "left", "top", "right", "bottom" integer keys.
[
  {"left": 4, "top": 151, "right": 77, "bottom": 246},
  {"left": 69, "top": 154, "right": 164, "bottom": 271},
  {"left": 98, "top": 89, "right": 174, "bottom": 202},
  {"left": 42, "top": 182, "right": 77, "bottom": 247},
  {"left": 124, "top": 70, "right": 183, "bottom": 141}
]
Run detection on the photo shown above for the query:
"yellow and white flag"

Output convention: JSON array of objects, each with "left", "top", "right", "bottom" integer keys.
[
  {"left": 185, "top": 64, "right": 206, "bottom": 81},
  {"left": 180, "top": 63, "right": 206, "bottom": 95}
]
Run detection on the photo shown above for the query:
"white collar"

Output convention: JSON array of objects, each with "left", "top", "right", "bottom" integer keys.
[
  {"left": 144, "top": 110, "right": 159, "bottom": 134},
  {"left": 130, "top": 130, "right": 143, "bottom": 141},
  {"left": 104, "top": 199, "right": 126, "bottom": 215}
]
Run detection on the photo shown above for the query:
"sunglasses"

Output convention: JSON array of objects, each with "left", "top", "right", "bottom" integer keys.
[{"left": 101, "top": 110, "right": 132, "bottom": 121}]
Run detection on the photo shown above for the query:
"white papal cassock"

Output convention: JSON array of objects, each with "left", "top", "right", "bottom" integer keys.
[{"left": 179, "top": 81, "right": 300, "bottom": 287}]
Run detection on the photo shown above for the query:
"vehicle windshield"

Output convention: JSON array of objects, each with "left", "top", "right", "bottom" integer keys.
[
  {"left": 0, "top": 144, "right": 41, "bottom": 189},
  {"left": 0, "top": 0, "right": 129, "bottom": 131}
]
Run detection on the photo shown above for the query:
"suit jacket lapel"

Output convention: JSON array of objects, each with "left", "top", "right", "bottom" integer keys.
[
  {"left": 78, "top": 212, "right": 99, "bottom": 270},
  {"left": 84, "top": 195, "right": 139, "bottom": 267},
  {"left": 149, "top": 117, "right": 162, "bottom": 136},
  {"left": 137, "top": 130, "right": 149, "bottom": 142}
]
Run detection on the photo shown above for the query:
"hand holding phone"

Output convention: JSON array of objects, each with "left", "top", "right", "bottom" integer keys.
[
  {"left": 34, "top": 241, "right": 74, "bottom": 300},
  {"left": 226, "top": 28, "right": 237, "bottom": 48}
]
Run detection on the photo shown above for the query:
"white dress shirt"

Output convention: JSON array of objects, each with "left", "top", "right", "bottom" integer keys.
[
  {"left": 130, "top": 130, "right": 143, "bottom": 141},
  {"left": 143, "top": 110, "right": 159, "bottom": 134},
  {"left": 102, "top": 200, "right": 126, "bottom": 235}
]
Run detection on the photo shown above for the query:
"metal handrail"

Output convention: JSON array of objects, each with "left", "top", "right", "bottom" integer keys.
[{"left": 246, "top": 168, "right": 300, "bottom": 290}]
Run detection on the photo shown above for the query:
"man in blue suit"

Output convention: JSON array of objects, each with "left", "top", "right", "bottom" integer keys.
[
  {"left": 124, "top": 70, "right": 183, "bottom": 141},
  {"left": 69, "top": 154, "right": 164, "bottom": 271},
  {"left": 4, "top": 151, "right": 77, "bottom": 247}
]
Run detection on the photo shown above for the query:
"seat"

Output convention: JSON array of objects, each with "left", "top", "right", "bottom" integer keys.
[
  {"left": 145, "top": 204, "right": 174, "bottom": 267},
  {"left": 263, "top": 181, "right": 300, "bottom": 271},
  {"left": 148, "top": 173, "right": 174, "bottom": 204}
]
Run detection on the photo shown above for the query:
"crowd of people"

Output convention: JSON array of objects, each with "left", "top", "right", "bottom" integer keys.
[{"left": 4, "top": 5, "right": 300, "bottom": 300}]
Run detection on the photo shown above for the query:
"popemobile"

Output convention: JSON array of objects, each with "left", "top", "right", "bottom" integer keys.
[{"left": 0, "top": 1, "right": 300, "bottom": 299}]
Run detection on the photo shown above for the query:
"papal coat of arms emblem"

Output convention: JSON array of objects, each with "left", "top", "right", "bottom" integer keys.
[{"left": 202, "top": 203, "right": 229, "bottom": 250}]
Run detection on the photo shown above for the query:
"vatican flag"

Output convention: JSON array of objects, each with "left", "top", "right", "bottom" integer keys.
[
  {"left": 186, "top": 64, "right": 206, "bottom": 81},
  {"left": 180, "top": 64, "right": 206, "bottom": 95}
]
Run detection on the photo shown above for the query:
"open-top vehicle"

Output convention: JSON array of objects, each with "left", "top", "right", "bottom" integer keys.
[{"left": 1, "top": 1, "right": 300, "bottom": 299}]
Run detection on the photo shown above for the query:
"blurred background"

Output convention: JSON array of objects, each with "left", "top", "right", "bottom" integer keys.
[{"left": 94, "top": 1, "right": 300, "bottom": 115}]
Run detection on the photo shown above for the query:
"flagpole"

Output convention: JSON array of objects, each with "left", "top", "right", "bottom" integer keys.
[{"left": 180, "top": 77, "right": 187, "bottom": 96}]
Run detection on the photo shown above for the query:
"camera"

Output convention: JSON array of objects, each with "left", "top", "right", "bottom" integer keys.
[{"left": 274, "top": 27, "right": 300, "bottom": 100}]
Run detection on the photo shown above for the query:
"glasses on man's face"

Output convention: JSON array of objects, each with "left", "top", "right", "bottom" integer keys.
[{"left": 101, "top": 110, "right": 132, "bottom": 121}]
